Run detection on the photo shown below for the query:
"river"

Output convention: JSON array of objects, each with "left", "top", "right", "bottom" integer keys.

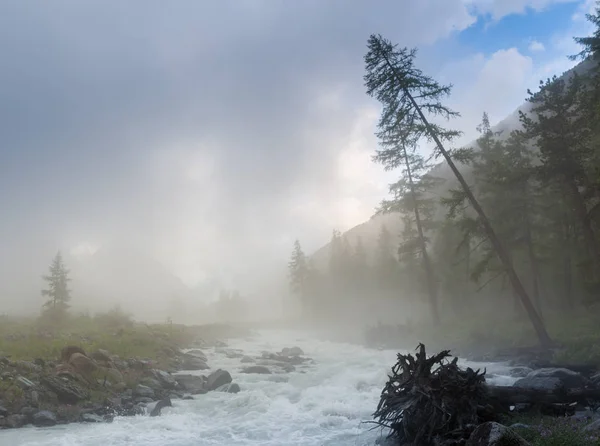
[{"left": 0, "top": 329, "right": 518, "bottom": 446}]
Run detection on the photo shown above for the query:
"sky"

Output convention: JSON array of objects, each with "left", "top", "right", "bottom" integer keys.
[{"left": 0, "top": 0, "right": 597, "bottom": 301}]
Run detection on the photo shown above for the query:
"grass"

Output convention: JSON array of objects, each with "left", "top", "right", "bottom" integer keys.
[
  {"left": 0, "top": 310, "right": 249, "bottom": 366},
  {"left": 506, "top": 415, "right": 600, "bottom": 445},
  {"left": 389, "top": 306, "right": 600, "bottom": 367}
]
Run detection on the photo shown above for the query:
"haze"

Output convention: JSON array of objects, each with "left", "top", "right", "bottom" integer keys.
[{"left": 0, "top": 0, "right": 593, "bottom": 322}]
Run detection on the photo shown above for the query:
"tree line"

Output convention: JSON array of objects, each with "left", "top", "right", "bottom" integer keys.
[{"left": 288, "top": 3, "right": 600, "bottom": 346}]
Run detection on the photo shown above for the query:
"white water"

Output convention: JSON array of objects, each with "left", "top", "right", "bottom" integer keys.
[{"left": 0, "top": 329, "right": 518, "bottom": 446}]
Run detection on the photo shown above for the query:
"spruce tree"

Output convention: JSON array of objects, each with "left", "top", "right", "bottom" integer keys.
[
  {"left": 364, "top": 34, "right": 552, "bottom": 345},
  {"left": 288, "top": 240, "right": 310, "bottom": 314},
  {"left": 41, "top": 251, "right": 72, "bottom": 323}
]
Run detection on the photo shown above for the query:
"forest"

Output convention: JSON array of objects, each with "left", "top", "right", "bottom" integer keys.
[{"left": 288, "top": 3, "right": 600, "bottom": 359}]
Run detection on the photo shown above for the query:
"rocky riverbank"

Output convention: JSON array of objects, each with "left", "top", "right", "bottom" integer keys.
[{"left": 0, "top": 331, "right": 314, "bottom": 431}]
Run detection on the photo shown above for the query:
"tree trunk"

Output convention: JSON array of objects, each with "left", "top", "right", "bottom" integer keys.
[
  {"left": 402, "top": 143, "right": 440, "bottom": 324},
  {"left": 403, "top": 91, "right": 553, "bottom": 347},
  {"left": 563, "top": 210, "right": 575, "bottom": 310},
  {"left": 566, "top": 178, "right": 600, "bottom": 269},
  {"left": 523, "top": 204, "right": 543, "bottom": 319}
]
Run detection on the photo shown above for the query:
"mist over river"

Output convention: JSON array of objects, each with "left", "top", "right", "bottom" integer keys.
[{"left": 0, "top": 329, "right": 518, "bottom": 446}]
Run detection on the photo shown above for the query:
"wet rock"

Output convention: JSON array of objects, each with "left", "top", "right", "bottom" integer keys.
[
  {"left": 466, "top": 422, "right": 530, "bottom": 446},
  {"left": 182, "top": 394, "right": 194, "bottom": 400},
  {"left": 133, "top": 384, "right": 155, "bottom": 398},
  {"left": 135, "top": 397, "right": 154, "bottom": 404},
  {"left": 0, "top": 405, "right": 8, "bottom": 417},
  {"left": 206, "top": 369, "right": 232, "bottom": 391},
  {"left": 280, "top": 347, "right": 304, "bottom": 357},
  {"left": 179, "top": 354, "right": 209, "bottom": 371},
  {"left": 175, "top": 374, "right": 206, "bottom": 394},
  {"left": 216, "top": 383, "right": 240, "bottom": 393},
  {"left": 186, "top": 349, "right": 208, "bottom": 362},
  {"left": 508, "top": 367, "right": 533, "bottom": 378},
  {"left": 241, "top": 365, "right": 271, "bottom": 374},
  {"left": 1, "top": 414, "right": 27, "bottom": 429},
  {"left": 140, "top": 377, "right": 162, "bottom": 390},
  {"left": 149, "top": 398, "right": 172, "bottom": 417},
  {"left": 40, "top": 375, "right": 89, "bottom": 404},
  {"left": 152, "top": 369, "right": 177, "bottom": 389},
  {"left": 32, "top": 410, "right": 57, "bottom": 427},
  {"left": 80, "top": 413, "right": 104, "bottom": 423},
  {"left": 240, "top": 356, "right": 255, "bottom": 364},
  {"left": 514, "top": 368, "right": 586, "bottom": 392}
]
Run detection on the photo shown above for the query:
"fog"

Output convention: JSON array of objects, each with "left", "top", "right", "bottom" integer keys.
[{"left": 0, "top": 0, "right": 590, "bottom": 324}]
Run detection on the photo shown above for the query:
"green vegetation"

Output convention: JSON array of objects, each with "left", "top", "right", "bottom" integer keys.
[{"left": 509, "top": 415, "right": 599, "bottom": 445}]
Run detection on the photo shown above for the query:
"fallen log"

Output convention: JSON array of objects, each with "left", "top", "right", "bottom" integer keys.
[{"left": 487, "top": 385, "right": 600, "bottom": 407}]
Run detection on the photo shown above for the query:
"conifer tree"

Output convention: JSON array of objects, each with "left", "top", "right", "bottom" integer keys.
[
  {"left": 288, "top": 240, "right": 310, "bottom": 307},
  {"left": 41, "top": 251, "right": 72, "bottom": 323},
  {"left": 364, "top": 34, "right": 552, "bottom": 345}
]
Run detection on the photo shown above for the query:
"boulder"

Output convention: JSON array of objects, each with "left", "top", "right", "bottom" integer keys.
[
  {"left": 175, "top": 374, "right": 207, "bottom": 394},
  {"left": 60, "top": 346, "right": 87, "bottom": 363},
  {"left": 0, "top": 405, "right": 8, "bottom": 417},
  {"left": 151, "top": 369, "right": 177, "bottom": 389},
  {"left": 216, "top": 382, "right": 241, "bottom": 393},
  {"left": 206, "top": 369, "right": 232, "bottom": 391},
  {"left": 0, "top": 414, "right": 27, "bottom": 429},
  {"left": 69, "top": 353, "right": 98, "bottom": 376},
  {"left": 179, "top": 354, "right": 209, "bottom": 371},
  {"left": 40, "top": 375, "right": 90, "bottom": 404},
  {"left": 32, "top": 410, "right": 57, "bottom": 427},
  {"left": 240, "top": 356, "right": 255, "bottom": 364},
  {"left": 466, "top": 422, "right": 530, "bottom": 446},
  {"left": 514, "top": 368, "right": 587, "bottom": 392},
  {"left": 280, "top": 346, "right": 304, "bottom": 357},
  {"left": 133, "top": 384, "right": 155, "bottom": 399},
  {"left": 241, "top": 366, "right": 271, "bottom": 375},
  {"left": 80, "top": 413, "right": 105, "bottom": 423},
  {"left": 149, "top": 398, "right": 172, "bottom": 417},
  {"left": 186, "top": 349, "right": 208, "bottom": 362}
]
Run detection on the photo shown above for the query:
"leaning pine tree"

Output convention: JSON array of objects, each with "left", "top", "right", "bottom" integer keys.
[{"left": 364, "top": 34, "right": 552, "bottom": 346}]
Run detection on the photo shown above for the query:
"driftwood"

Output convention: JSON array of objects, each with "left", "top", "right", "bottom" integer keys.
[{"left": 373, "top": 344, "right": 493, "bottom": 446}]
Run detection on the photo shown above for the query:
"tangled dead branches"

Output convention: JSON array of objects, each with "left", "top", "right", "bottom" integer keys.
[{"left": 373, "top": 344, "right": 493, "bottom": 445}]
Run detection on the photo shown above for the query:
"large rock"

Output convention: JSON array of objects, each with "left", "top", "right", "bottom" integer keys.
[
  {"left": 186, "top": 349, "right": 208, "bottom": 362},
  {"left": 241, "top": 366, "right": 271, "bottom": 374},
  {"left": 151, "top": 369, "right": 178, "bottom": 389},
  {"left": 60, "top": 346, "right": 87, "bottom": 363},
  {"left": 69, "top": 353, "right": 98, "bottom": 376},
  {"left": 206, "top": 369, "right": 232, "bottom": 391},
  {"left": 175, "top": 374, "right": 207, "bottom": 394},
  {"left": 149, "top": 398, "right": 172, "bottom": 417},
  {"left": 514, "top": 368, "right": 587, "bottom": 391},
  {"left": 32, "top": 410, "right": 57, "bottom": 427},
  {"left": 40, "top": 375, "right": 90, "bottom": 404},
  {"left": 466, "top": 422, "right": 530, "bottom": 446},
  {"left": 280, "top": 347, "right": 304, "bottom": 357},
  {"left": 133, "top": 384, "right": 155, "bottom": 398},
  {"left": 216, "top": 382, "right": 241, "bottom": 393},
  {"left": 179, "top": 354, "right": 209, "bottom": 371}
]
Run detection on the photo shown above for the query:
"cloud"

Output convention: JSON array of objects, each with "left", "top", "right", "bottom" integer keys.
[
  {"left": 529, "top": 40, "right": 546, "bottom": 51},
  {"left": 465, "top": 0, "right": 580, "bottom": 19}
]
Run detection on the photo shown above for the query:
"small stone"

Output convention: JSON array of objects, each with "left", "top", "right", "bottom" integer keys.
[{"left": 241, "top": 366, "right": 271, "bottom": 374}]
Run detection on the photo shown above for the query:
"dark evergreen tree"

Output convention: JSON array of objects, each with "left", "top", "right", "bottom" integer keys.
[
  {"left": 288, "top": 240, "right": 310, "bottom": 313},
  {"left": 41, "top": 251, "right": 72, "bottom": 323}
]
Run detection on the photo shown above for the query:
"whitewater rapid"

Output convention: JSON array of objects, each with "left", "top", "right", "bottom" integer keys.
[{"left": 0, "top": 329, "right": 518, "bottom": 446}]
